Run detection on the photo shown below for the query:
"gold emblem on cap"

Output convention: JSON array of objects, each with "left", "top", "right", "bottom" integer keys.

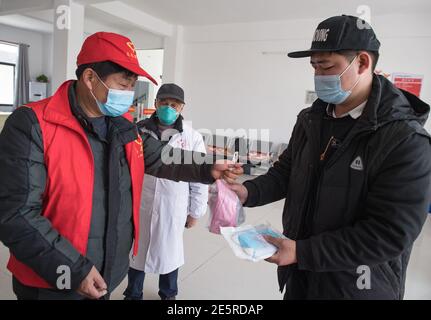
[{"left": 126, "top": 41, "right": 137, "bottom": 59}]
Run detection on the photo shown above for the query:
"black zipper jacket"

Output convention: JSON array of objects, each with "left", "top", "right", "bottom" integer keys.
[{"left": 244, "top": 74, "right": 431, "bottom": 299}]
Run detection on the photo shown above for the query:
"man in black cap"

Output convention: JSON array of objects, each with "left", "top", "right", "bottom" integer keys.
[
  {"left": 153, "top": 83, "right": 186, "bottom": 128},
  {"left": 230, "top": 15, "right": 431, "bottom": 299},
  {"left": 124, "top": 83, "right": 208, "bottom": 300}
]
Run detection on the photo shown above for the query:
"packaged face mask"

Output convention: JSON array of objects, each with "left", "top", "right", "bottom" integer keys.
[
  {"left": 207, "top": 179, "right": 245, "bottom": 234},
  {"left": 220, "top": 223, "right": 286, "bottom": 262}
]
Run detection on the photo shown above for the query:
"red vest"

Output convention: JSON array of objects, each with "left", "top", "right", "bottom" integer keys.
[{"left": 7, "top": 81, "right": 144, "bottom": 288}]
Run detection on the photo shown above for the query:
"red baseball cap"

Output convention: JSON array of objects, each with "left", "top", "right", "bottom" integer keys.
[{"left": 77, "top": 32, "right": 158, "bottom": 85}]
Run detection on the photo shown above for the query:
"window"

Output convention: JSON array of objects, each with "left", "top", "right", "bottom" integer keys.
[
  {"left": 0, "top": 42, "right": 19, "bottom": 108},
  {"left": 134, "top": 49, "right": 164, "bottom": 121},
  {"left": 0, "top": 63, "right": 15, "bottom": 106},
  {"left": 136, "top": 49, "right": 164, "bottom": 103}
]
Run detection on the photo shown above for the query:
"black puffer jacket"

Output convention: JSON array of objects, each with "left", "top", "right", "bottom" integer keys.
[
  {"left": 244, "top": 74, "right": 431, "bottom": 299},
  {"left": 0, "top": 82, "right": 214, "bottom": 299}
]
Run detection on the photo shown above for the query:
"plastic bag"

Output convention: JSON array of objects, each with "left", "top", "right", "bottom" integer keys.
[
  {"left": 220, "top": 223, "right": 286, "bottom": 262},
  {"left": 207, "top": 179, "right": 245, "bottom": 234}
]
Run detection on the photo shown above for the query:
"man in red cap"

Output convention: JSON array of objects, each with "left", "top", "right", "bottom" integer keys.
[{"left": 0, "top": 32, "right": 241, "bottom": 300}]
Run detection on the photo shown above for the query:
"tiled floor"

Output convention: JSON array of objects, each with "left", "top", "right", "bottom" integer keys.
[{"left": 0, "top": 199, "right": 430, "bottom": 300}]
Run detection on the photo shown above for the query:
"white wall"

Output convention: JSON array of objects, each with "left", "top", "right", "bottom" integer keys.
[
  {"left": 4, "top": 11, "right": 430, "bottom": 144},
  {"left": 180, "top": 13, "right": 431, "bottom": 145},
  {"left": 0, "top": 22, "right": 164, "bottom": 96},
  {"left": 41, "top": 33, "right": 53, "bottom": 95},
  {"left": 129, "top": 29, "right": 164, "bottom": 50},
  {"left": 0, "top": 23, "right": 52, "bottom": 86}
]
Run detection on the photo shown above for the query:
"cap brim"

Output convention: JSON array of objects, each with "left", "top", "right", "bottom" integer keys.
[
  {"left": 113, "top": 60, "right": 158, "bottom": 85},
  {"left": 287, "top": 50, "right": 313, "bottom": 58},
  {"left": 287, "top": 48, "right": 337, "bottom": 58},
  {"left": 156, "top": 93, "right": 185, "bottom": 104}
]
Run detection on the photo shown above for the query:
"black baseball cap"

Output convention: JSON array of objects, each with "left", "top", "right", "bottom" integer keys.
[
  {"left": 288, "top": 15, "right": 380, "bottom": 58},
  {"left": 156, "top": 83, "right": 185, "bottom": 104}
]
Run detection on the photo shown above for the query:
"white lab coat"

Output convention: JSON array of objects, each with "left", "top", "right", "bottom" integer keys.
[{"left": 130, "top": 122, "right": 208, "bottom": 274}]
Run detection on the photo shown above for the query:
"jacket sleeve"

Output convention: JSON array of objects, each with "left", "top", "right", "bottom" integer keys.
[
  {"left": 188, "top": 132, "right": 209, "bottom": 219},
  {"left": 296, "top": 133, "right": 431, "bottom": 272},
  {"left": 0, "top": 108, "right": 93, "bottom": 290},
  {"left": 242, "top": 122, "right": 297, "bottom": 207},
  {"left": 141, "top": 131, "right": 215, "bottom": 184}
]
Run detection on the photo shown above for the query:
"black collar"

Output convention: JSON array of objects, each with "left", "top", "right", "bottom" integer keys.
[{"left": 68, "top": 81, "right": 97, "bottom": 133}]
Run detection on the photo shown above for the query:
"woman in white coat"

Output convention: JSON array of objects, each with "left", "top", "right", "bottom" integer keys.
[{"left": 124, "top": 84, "right": 208, "bottom": 300}]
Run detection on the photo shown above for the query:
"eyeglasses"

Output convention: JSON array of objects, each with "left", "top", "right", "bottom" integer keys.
[{"left": 157, "top": 99, "right": 184, "bottom": 110}]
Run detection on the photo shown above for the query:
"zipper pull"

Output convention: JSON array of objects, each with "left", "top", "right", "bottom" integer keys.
[{"left": 320, "top": 136, "right": 335, "bottom": 161}]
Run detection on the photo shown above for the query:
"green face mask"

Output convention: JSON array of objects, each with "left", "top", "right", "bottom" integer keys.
[{"left": 156, "top": 105, "right": 178, "bottom": 125}]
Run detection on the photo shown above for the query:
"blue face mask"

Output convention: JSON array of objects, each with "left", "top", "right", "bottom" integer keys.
[
  {"left": 314, "top": 56, "right": 360, "bottom": 105},
  {"left": 234, "top": 225, "right": 285, "bottom": 260},
  {"left": 91, "top": 73, "right": 135, "bottom": 117},
  {"left": 156, "top": 105, "right": 179, "bottom": 125}
]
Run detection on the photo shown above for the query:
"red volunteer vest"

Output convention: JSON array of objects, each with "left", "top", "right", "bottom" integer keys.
[{"left": 7, "top": 81, "right": 144, "bottom": 288}]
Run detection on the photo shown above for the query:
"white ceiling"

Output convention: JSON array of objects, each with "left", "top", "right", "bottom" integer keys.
[
  {"left": 124, "top": 0, "right": 431, "bottom": 26},
  {"left": 23, "top": 7, "right": 130, "bottom": 33},
  {"left": 2, "top": 0, "right": 430, "bottom": 35}
]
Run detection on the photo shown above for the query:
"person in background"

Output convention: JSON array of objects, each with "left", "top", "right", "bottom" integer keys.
[{"left": 124, "top": 83, "right": 208, "bottom": 300}]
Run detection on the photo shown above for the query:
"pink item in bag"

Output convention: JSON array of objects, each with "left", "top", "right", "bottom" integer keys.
[{"left": 208, "top": 179, "right": 245, "bottom": 234}]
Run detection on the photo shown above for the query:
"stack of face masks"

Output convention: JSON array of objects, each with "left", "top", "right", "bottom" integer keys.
[
  {"left": 207, "top": 179, "right": 245, "bottom": 234},
  {"left": 221, "top": 223, "right": 286, "bottom": 262}
]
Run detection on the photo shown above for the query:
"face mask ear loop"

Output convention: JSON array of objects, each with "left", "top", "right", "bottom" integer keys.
[
  {"left": 340, "top": 55, "right": 358, "bottom": 78},
  {"left": 93, "top": 71, "right": 110, "bottom": 91},
  {"left": 89, "top": 89, "right": 100, "bottom": 104},
  {"left": 340, "top": 55, "right": 361, "bottom": 93},
  {"left": 90, "top": 71, "right": 110, "bottom": 106},
  {"left": 348, "top": 73, "right": 362, "bottom": 93}
]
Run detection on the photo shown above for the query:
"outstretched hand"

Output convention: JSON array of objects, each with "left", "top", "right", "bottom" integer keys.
[{"left": 211, "top": 160, "right": 243, "bottom": 184}]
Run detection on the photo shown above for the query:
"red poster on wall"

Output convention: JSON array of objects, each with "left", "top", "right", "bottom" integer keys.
[{"left": 391, "top": 73, "right": 423, "bottom": 98}]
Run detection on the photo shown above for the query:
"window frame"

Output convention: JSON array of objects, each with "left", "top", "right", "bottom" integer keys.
[{"left": 0, "top": 61, "right": 16, "bottom": 107}]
